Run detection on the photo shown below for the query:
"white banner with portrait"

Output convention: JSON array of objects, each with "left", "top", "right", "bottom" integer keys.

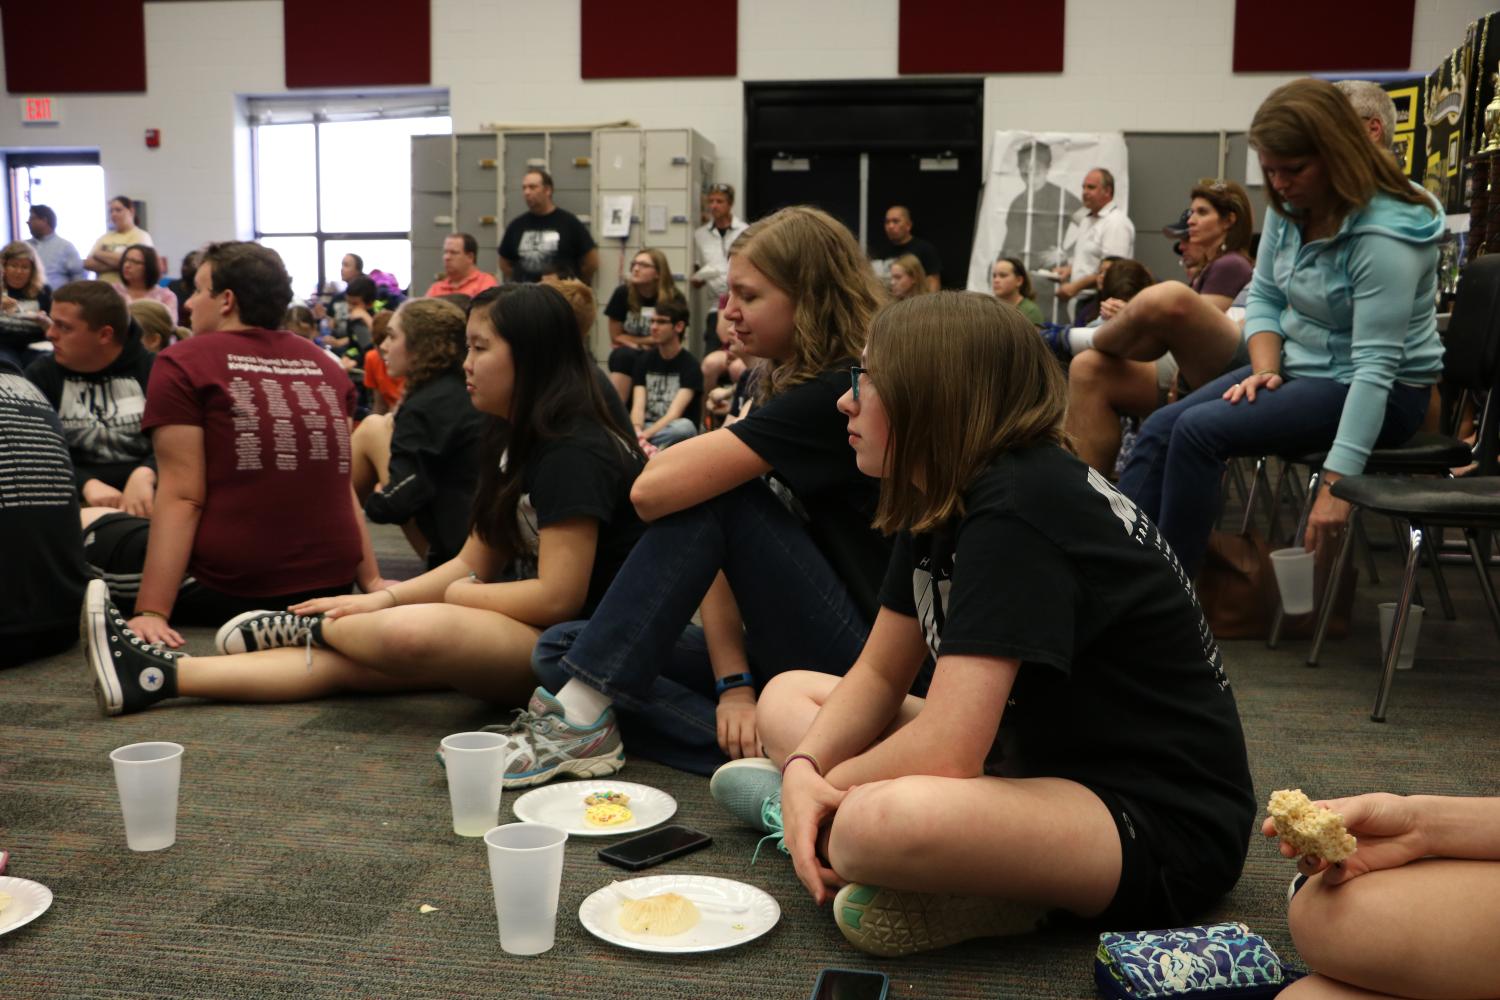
[{"left": 967, "top": 131, "right": 1129, "bottom": 321}]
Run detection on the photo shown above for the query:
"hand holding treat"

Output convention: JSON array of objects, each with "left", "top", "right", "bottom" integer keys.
[
  {"left": 1267, "top": 789, "right": 1357, "bottom": 863},
  {"left": 1263, "top": 790, "right": 1429, "bottom": 886}
]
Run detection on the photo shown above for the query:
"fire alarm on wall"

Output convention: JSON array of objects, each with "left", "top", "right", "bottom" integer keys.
[{"left": 145, "top": 128, "right": 160, "bottom": 148}]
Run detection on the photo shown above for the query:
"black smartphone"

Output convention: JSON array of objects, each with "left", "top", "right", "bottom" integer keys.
[
  {"left": 810, "top": 968, "right": 890, "bottom": 1000},
  {"left": 597, "top": 824, "right": 713, "bottom": 871}
]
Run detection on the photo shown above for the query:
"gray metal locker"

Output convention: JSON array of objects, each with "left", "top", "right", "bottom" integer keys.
[
  {"left": 410, "top": 135, "right": 453, "bottom": 293},
  {"left": 455, "top": 134, "right": 501, "bottom": 277}
]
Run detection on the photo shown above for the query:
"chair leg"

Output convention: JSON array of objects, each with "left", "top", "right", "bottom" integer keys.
[
  {"left": 1465, "top": 528, "right": 1500, "bottom": 641},
  {"left": 1239, "top": 457, "right": 1268, "bottom": 536},
  {"left": 1268, "top": 469, "right": 1321, "bottom": 650},
  {"left": 1422, "top": 526, "right": 1457, "bottom": 621},
  {"left": 1372, "top": 524, "right": 1424, "bottom": 723},
  {"left": 1354, "top": 513, "right": 1379, "bottom": 585},
  {"left": 1307, "top": 515, "right": 1359, "bottom": 667},
  {"left": 1267, "top": 462, "right": 1288, "bottom": 543}
]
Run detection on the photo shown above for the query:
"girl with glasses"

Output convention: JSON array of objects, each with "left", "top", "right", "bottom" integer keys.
[{"left": 604, "top": 247, "right": 680, "bottom": 401}]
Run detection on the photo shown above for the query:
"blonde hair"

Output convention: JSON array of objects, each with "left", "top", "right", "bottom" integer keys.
[
  {"left": 890, "top": 254, "right": 931, "bottom": 298},
  {"left": 541, "top": 276, "right": 597, "bottom": 337},
  {"left": 867, "top": 292, "right": 1068, "bottom": 534},
  {"left": 730, "top": 205, "right": 886, "bottom": 401},
  {"left": 0, "top": 240, "right": 44, "bottom": 298},
  {"left": 1250, "top": 78, "right": 1433, "bottom": 221},
  {"left": 627, "top": 247, "right": 678, "bottom": 314},
  {"left": 129, "top": 299, "right": 188, "bottom": 352}
]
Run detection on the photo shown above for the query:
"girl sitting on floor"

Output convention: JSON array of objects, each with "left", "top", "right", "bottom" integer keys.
[
  {"left": 85, "top": 283, "right": 647, "bottom": 719},
  {"left": 711, "top": 291, "right": 1255, "bottom": 957}
]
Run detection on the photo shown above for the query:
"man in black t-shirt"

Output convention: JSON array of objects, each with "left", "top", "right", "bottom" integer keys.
[
  {"left": 869, "top": 205, "right": 941, "bottom": 291},
  {"left": 631, "top": 299, "right": 702, "bottom": 448},
  {"left": 498, "top": 169, "right": 598, "bottom": 285}
]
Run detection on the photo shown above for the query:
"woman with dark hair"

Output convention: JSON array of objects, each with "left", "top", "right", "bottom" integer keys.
[
  {"left": 990, "top": 255, "right": 1042, "bottom": 326},
  {"left": 1119, "top": 78, "right": 1442, "bottom": 577},
  {"left": 117, "top": 244, "right": 177, "bottom": 316},
  {"left": 711, "top": 292, "right": 1254, "bottom": 958},
  {"left": 604, "top": 247, "right": 681, "bottom": 401},
  {"left": 84, "top": 196, "right": 152, "bottom": 286},
  {"left": 352, "top": 297, "right": 484, "bottom": 566},
  {"left": 0, "top": 240, "right": 52, "bottom": 366},
  {"left": 84, "top": 282, "right": 649, "bottom": 717}
]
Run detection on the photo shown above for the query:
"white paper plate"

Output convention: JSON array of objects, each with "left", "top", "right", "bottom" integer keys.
[
  {"left": 509, "top": 780, "right": 676, "bottom": 837},
  {"left": 0, "top": 877, "right": 54, "bottom": 936},
  {"left": 578, "top": 874, "right": 780, "bottom": 953}
]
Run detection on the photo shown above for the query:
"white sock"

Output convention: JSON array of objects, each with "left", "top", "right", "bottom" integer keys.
[
  {"left": 554, "top": 679, "right": 613, "bottom": 726},
  {"left": 1067, "top": 326, "right": 1097, "bottom": 354}
]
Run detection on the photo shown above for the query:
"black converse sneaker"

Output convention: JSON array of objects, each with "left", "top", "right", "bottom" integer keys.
[
  {"left": 214, "top": 609, "right": 324, "bottom": 655},
  {"left": 83, "top": 579, "right": 180, "bottom": 717}
]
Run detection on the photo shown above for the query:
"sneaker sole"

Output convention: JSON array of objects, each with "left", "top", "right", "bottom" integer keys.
[
  {"left": 83, "top": 580, "right": 123, "bottom": 717},
  {"left": 503, "top": 747, "right": 626, "bottom": 789},
  {"left": 832, "top": 883, "right": 1045, "bottom": 958},
  {"left": 213, "top": 610, "right": 276, "bottom": 655}
]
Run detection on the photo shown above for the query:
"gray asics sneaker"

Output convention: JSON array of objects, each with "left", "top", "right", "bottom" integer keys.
[
  {"left": 497, "top": 687, "right": 625, "bottom": 789},
  {"left": 215, "top": 610, "right": 323, "bottom": 655}
]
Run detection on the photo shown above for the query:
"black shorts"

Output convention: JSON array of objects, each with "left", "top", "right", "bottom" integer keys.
[
  {"left": 607, "top": 344, "right": 640, "bottom": 375},
  {"left": 83, "top": 512, "right": 354, "bottom": 625}
]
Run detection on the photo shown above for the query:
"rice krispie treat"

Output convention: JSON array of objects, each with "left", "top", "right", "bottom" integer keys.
[{"left": 1268, "top": 788, "right": 1358, "bottom": 862}]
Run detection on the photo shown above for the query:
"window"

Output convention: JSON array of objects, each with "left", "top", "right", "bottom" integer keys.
[
  {"left": 250, "top": 95, "right": 450, "bottom": 299},
  {"left": 6, "top": 153, "right": 105, "bottom": 261}
]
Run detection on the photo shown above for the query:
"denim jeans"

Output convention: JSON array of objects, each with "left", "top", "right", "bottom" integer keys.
[
  {"left": 532, "top": 480, "right": 871, "bottom": 775},
  {"left": 647, "top": 418, "right": 698, "bottom": 449},
  {"left": 1117, "top": 366, "right": 1431, "bottom": 578}
]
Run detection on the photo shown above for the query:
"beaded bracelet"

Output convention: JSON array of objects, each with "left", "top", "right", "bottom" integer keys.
[{"left": 781, "top": 751, "right": 823, "bottom": 777}]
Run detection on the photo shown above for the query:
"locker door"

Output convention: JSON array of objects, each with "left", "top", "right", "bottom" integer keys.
[{"left": 503, "top": 133, "right": 547, "bottom": 224}]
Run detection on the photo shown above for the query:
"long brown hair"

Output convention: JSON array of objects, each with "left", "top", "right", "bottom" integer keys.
[
  {"left": 626, "top": 247, "right": 678, "bottom": 313},
  {"left": 1189, "top": 179, "right": 1255, "bottom": 257},
  {"left": 730, "top": 205, "right": 886, "bottom": 401},
  {"left": 868, "top": 292, "right": 1068, "bottom": 534},
  {"left": 1249, "top": 78, "right": 1433, "bottom": 221},
  {"left": 393, "top": 297, "right": 466, "bottom": 396}
]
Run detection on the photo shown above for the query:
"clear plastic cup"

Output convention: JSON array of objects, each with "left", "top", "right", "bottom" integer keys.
[
  {"left": 484, "top": 823, "right": 568, "bottom": 955},
  {"left": 1270, "top": 547, "right": 1316, "bottom": 615},
  {"left": 110, "top": 742, "right": 184, "bottom": 851},
  {"left": 1378, "top": 602, "right": 1424, "bottom": 671},
  {"left": 440, "top": 732, "right": 510, "bottom": 837}
]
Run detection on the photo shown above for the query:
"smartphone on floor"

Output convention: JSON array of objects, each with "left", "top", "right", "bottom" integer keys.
[
  {"left": 597, "top": 824, "right": 712, "bottom": 871},
  {"left": 810, "top": 968, "right": 891, "bottom": 1000}
]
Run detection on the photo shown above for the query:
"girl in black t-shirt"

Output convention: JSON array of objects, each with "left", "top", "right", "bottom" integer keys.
[
  {"left": 85, "top": 284, "right": 648, "bottom": 718},
  {"left": 604, "top": 247, "right": 680, "bottom": 401},
  {"left": 727, "top": 292, "right": 1254, "bottom": 958}
]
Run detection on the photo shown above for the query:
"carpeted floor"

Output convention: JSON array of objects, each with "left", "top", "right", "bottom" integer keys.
[{"left": 1, "top": 523, "right": 1497, "bottom": 999}]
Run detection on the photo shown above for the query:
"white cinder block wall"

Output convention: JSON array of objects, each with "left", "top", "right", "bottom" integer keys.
[{"left": 0, "top": 0, "right": 1493, "bottom": 267}]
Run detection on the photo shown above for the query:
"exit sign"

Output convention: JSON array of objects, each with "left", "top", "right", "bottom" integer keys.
[{"left": 21, "top": 97, "right": 59, "bottom": 124}]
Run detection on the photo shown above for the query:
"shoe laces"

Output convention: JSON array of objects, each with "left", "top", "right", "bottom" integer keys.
[
  {"left": 111, "top": 612, "right": 178, "bottom": 661},
  {"left": 750, "top": 792, "right": 786, "bottom": 865}
]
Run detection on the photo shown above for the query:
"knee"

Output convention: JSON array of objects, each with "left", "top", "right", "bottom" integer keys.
[
  {"left": 826, "top": 778, "right": 934, "bottom": 881},
  {"left": 368, "top": 608, "right": 445, "bottom": 663},
  {"left": 1068, "top": 349, "right": 1110, "bottom": 390},
  {"left": 1133, "top": 281, "right": 1194, "bottom": 325},
  {"left": 351, "top": 413, "right": 387, "bottom": 446},
  {"left": 757, "top": 670, "right": 817, "bottom": 718}
]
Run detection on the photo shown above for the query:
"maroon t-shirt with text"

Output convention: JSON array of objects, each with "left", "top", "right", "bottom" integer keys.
[{"left": 142, "top": 328, "right": 361, "bottom": 596}]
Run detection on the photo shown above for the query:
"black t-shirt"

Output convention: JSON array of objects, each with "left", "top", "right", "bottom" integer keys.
[
  {"left": 878, "top": 445, "right": 1255, "bottom": 881},
  {"left": 521, "top": 420, "right": 646, "bottom": 615},
  {"left": 632, "top": 347, "right": 703, "bottom": 426},
  {"left": 498, "top": 209, "right": 597, "bottom": 283},
  {"left": 604, "top": 285, "right": 656, "bottom": 338},
  {"left": 872, "top": 235, "right": 942, "bottom": 281},
  {"left": 727, "top": 367, "right": 889, "bottom": 621},
  {"left": 363, "top": 369, "right": 485, "bottom": 568},
  {"left": 0, "top": 363, "right": 90, "bottom": 641}
]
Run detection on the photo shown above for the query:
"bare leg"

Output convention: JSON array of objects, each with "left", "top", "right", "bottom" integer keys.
[
  {"left": 702, "top": 350, "right": 729, "bottom": 387},
  {"left": 756, "top": 670, "right": 924, "bottom": 765},
  {"left": 178, "top": 603, "right": 540, "bottom": 706},
  {"left": 81, "top": 506, "right": 121, "bottom": 530},
  {"left": 1283, "top": 859, "right": 1500, "bottom": 999},
  {"left": 609, "top": 371, "right": 632, "bottom": 402},
  {"left": 1066, "top": 351, "right": 1160, "bottom": 474},
  {"left": 350, "top": 413, "right": 393, "bottom": 503},
  {"left": 1090, "top": 281, "right": 1242, "bottom": 389}
]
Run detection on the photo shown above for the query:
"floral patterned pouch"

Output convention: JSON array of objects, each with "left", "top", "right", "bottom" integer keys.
[{"left": 1094, "top": 922, "right": 1296, "bottom": 999}]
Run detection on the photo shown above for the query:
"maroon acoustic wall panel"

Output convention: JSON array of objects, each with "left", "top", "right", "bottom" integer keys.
[
  {"left": 3, "top": 0, "right": 146, "bottom": 93},
  {"left": 582, "top": 0, "right": 736, "bottom": 78},
  {"left": 284, "top": 0, "right": 430, "bottom": 88},
  {"left": 1233, "top": 0, "right": 1414, "bottom": 72},
  {"left": 900, "top": 0, "right": 1064, "bottom": 74}
]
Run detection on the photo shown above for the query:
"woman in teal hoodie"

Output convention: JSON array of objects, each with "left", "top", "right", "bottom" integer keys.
[{"left": 1119, "top": 78, "right": 1442, "bottom": 577}]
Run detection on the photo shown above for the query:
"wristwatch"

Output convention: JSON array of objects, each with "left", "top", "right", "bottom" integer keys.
[{"left": 714, "top": 672, "right": 755, "bottom": 696}]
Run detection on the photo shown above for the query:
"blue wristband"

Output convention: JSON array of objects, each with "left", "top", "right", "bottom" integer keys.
[{"left": 714, "top": 672, "right": 755, "bottom": 696}]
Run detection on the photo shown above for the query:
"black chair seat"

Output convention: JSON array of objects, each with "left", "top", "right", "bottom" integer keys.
[
  {"left": 1331, "top": 475, "right": 1500, "bottom": 525},
  {"left": 1290, "top": 432, "right": 1472, "bottom": 474}
]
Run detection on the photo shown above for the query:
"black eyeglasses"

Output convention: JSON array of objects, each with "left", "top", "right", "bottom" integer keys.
[{"left": 850, "top": 365, "right": 869, "bottom": 401}]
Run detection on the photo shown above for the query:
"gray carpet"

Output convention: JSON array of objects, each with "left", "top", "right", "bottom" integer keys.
[{"left": 1, "top": 524, "right": 1497, "bottom": 999}]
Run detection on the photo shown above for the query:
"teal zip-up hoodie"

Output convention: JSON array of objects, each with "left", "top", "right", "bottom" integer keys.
[{"left": 1243, "top": 189, "right": 1444, "bottom": 477}]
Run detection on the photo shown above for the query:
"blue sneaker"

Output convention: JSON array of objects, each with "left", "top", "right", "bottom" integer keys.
[
  {"left": 709, "top": 758, "right": 785, "bottom": 861},
  {"left": 1037, "top": 322, "right": 1074, "bottom": 366}
]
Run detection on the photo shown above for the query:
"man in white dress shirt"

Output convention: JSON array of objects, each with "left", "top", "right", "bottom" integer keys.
[
  {"left": 1056, "top": 168, "right": 1134, "bottom": 319},
  {"left": 690, "top": 183, "right": 748, "bottom": 349}
]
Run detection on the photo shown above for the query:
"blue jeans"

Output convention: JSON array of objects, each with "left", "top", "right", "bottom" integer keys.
[
  {"left": 532, "top": 480, "right": 871, "bottom": 775},
  {"left": 647, "top": 418, "right": 697, "bottom": 449},
  {"left": 1117, "top": 366, "right": 1431, "bottom": 578}
]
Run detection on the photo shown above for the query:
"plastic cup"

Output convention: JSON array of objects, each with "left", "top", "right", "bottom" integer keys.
[
  {"left": 1378, "top": 603, "right": 1424, "bottom": 671},
  {"left": 1270, "top": 547, "right": 1316, "bottom": 615},
  {"left": 484, "top": 823, "right": 568, "bottom": 955},
  {"left": 110, "top": 742, "right": 184, "bottom": 851},
  {"left": 440, "top": 732, "right": 510, "bottom": 837}
]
